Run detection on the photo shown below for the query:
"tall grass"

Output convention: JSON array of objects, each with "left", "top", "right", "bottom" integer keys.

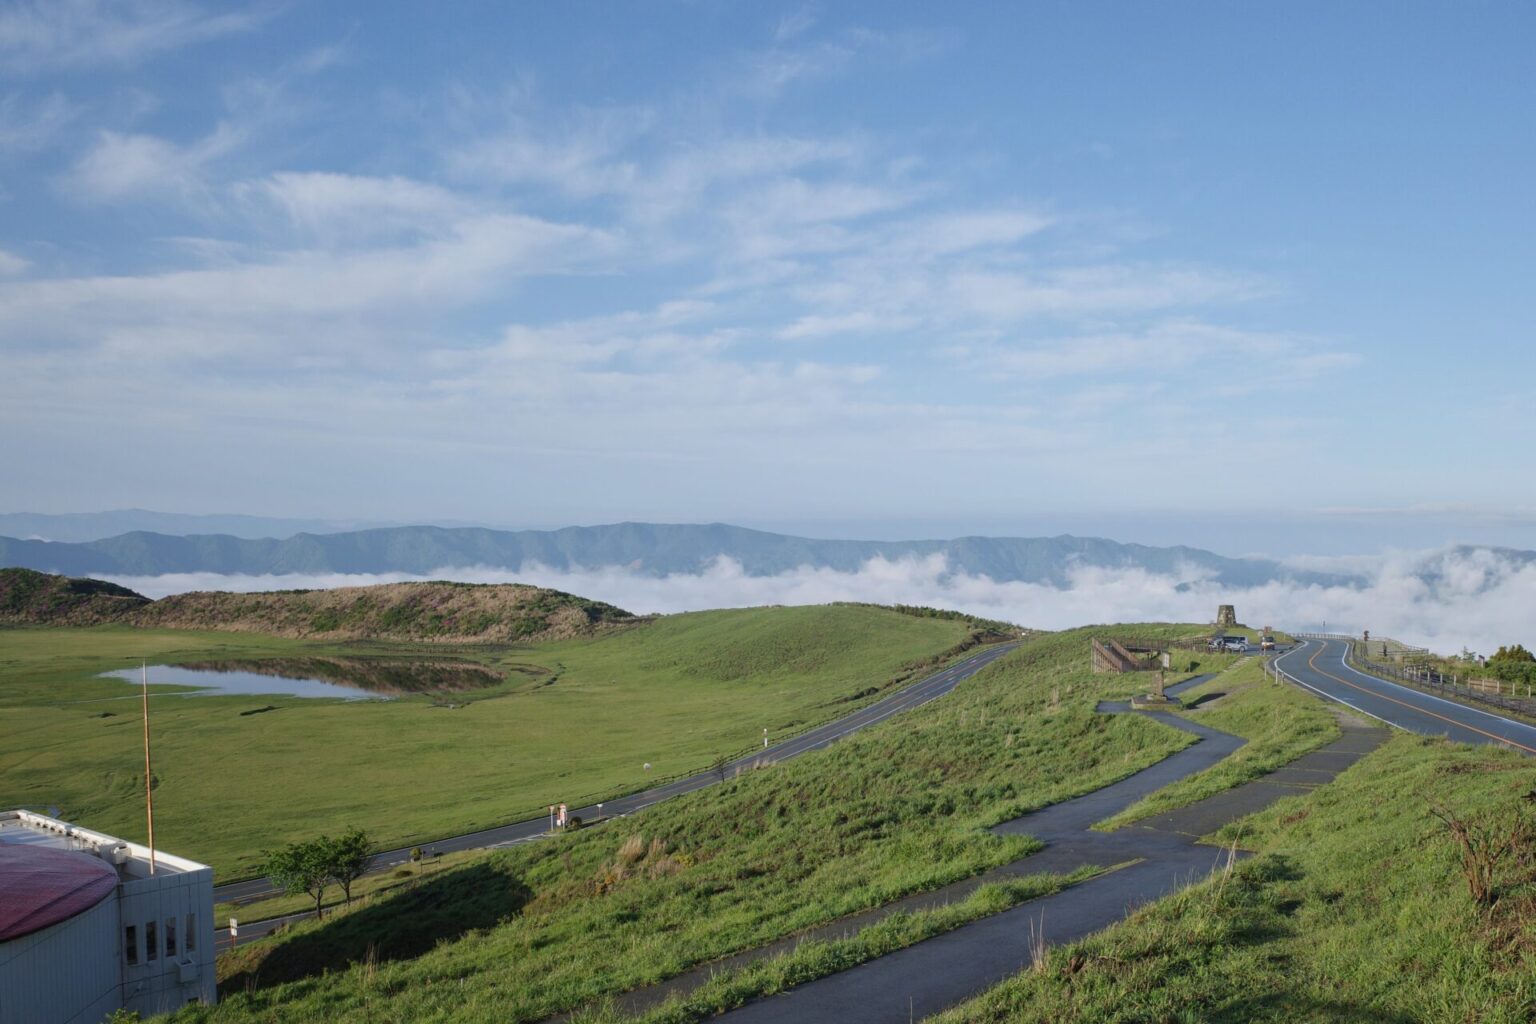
[
  {"left": 175, "top": 626, "right": 1233, "bottom": 1023},
  {"left": 936, "top": 735, "right": 1536, "bottom": 1023}
]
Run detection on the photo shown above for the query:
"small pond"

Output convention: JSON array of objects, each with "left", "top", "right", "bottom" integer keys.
[{"left": 102, "top": 657, "right": 504, "bottom": 701}]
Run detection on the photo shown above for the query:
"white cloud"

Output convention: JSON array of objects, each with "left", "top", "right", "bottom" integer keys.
[
  {"left": 0, "top": 0, "right": 265, "bottom": 73},
  {"left": 773, "top": 9, "right": 818, "bottom": 43},
  {"left": 895, "top": 210, "right": 1054, "bottom": 257},
  {"left": 946, "top": 264, "right": 1270, "bottom": 321},
  {"left": 0, "top": 44, "right": 1363, "bottom": 514},
  {"left": 0, "top": 212, "right": 615, "bottom": 358},
  {"left": 446, "top": 109, "right": 647, "bottom": 198},
  {"left": 0, "top": 90, "right": 78, "bottom": 151},
  {"left": 233, "top": 171, "right": 470, "bottom": 242},
  {"left": 63, "top": 124, "right": 243, "bottom": 204},
  {"left": 99, "top": 546, "right": 1536, "bottom": 657},
  {"left": 778, "top": 311, "right": 916, "bottom": 340},
  {"left": 964, "top": 320, "right": 1316, "bottom": 381},
  {"left": 735, "top": 178, "right": 916, "bottom": 226},
  {"left": 0, "top": 248, "right": 28, "bottom": 275}
]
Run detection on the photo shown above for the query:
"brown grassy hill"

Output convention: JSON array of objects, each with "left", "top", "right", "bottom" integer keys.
[
  {"left": 0, "top": 569, "right": 636, "bottom": 643},
  {"left": 0, "top": 567, "right": 151, "bottom": 624},
  {"left": 134, "top": 581, "right": 636, "bottom": 642}
]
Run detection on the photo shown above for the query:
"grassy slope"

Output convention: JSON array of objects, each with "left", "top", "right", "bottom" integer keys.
[
  {"left": 176, "top": 626, "right": 1240, "bottom": 1024},
  {"left": 0, "top": 567, "right": 149, "bottom": 624},
  {"left": 1097, "top": 657, "right": 1341, "bottom": 830},
  {"left": 937, "top": 733, "right": 1536, "bottom": 1023},
  {"left": 0, "top": 568, "right": 638, "bottom": 642},
  {"left": 133, "top": 580, "right": 635, "bottom": 643},
  {"left": 0, "top": 604, "right": 971, "bottom": 877}
]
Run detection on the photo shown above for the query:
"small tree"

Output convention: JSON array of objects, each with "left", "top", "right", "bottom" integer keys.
[
  {"left": 327, "top": 828, "right": 373, "bottom": 905},
  {"left": 264, "top": 839, "right": 332, "bottom": 919},
  {"left": 710, "top": 754, "right": 730, "bottom": 783},
  {"left": 1491, "top": 644, "right": 1535, "bottom": 664}
]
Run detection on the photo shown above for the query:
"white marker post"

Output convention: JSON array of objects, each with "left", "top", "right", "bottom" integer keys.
[
  {"left": 763, "top": 727, "right": 768, "bottom": 749},
  {"left": 228, "top": 918, "right": 238, "bottom": 950}
]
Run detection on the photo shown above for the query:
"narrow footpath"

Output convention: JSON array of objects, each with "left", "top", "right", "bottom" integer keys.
[{"left": 571, "top": 674, "right": 1387, "bottom": 1024}]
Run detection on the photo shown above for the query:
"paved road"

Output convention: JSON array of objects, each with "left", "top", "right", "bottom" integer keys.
[
  {"left": 214, "top": 640, "right": 1021, "bottom": 942},
  {"left": 1275, "top": 638, "right": 1536, "bottom": 755}
]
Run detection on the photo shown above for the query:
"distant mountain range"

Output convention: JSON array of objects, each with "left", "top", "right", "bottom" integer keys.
[
  {"left": 0, "top": 522, "right": 1357, "bottom": 588},
  {"left": 0, "top": 509, "right": 400, "bottom": 542}
]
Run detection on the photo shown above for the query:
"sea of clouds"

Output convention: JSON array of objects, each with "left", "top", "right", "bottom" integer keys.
[{"left": 100, "top": 546, "right": 1536, "bottom": 657}]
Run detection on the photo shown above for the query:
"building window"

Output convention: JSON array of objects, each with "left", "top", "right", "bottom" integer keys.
[
  {"left": 185, "top": 912, "right": 197, "bottom": 951},
  {"left": 145, "top": 920, "right": 158, "bottom": 961},
  {"left": 124, "top": 925, "right": 138, "bottom": 966},
  {"left": 165, "top": 916, "right": 177, "bottom": 957}
]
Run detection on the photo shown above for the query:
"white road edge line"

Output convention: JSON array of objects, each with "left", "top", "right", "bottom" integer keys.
[
  {"left": 1273, "top": 643, "right": 1398, "bottom": 731},
  {"left": 1330, "top": 646, "right": 1536, "bottom": 730}
]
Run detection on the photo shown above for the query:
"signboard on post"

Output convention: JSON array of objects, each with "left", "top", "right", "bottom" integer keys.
[
  {"left": 556, "top": 803, "right": 568, "bottom": 828},
  {"left": 1161, "top": 652, "right": 1171, "bottom": 670}
]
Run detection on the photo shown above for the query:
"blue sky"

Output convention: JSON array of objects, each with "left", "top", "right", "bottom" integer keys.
[{"left": 2, "top": 1, "right": 1534, "bottom": 551}]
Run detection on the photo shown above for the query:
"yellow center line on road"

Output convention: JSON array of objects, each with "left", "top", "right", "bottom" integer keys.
[{"left": 1302, "top": 642, "right": 1536, "bottom": 755}]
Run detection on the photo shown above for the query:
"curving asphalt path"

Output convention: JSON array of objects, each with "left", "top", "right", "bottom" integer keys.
[
  {"left": 1275, "top": 639, "right": 1536, "bottom": 755},
  {"left": 702, "top": 676, "right": 1387, "bottom": 1024},
  {"left": 215, "top": 640, "right": 1021, "bottom": 943}
]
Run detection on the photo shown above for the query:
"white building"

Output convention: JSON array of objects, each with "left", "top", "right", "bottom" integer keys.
[{"left": 0, "top": 810, "right": 216, "bottom": 1023}]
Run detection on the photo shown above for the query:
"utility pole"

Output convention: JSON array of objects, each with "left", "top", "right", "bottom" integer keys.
[{"left": 141, "top": 663, "right": 157, "bottom": 875}]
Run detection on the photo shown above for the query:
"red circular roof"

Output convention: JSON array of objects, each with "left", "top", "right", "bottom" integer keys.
[{"left": 0, "top": 845, "right": 118, "bottom": 942}]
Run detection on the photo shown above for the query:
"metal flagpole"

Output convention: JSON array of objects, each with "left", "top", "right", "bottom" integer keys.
[{"left": 142, "top": 662, "right": 157, "bottom": 874}]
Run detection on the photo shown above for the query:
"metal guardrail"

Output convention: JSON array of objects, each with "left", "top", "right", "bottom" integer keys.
[
  {"left": 1273, "top": 637, "right": 1536, "bottom": 720},
  {"left": 1346, "top": 648, "right": 1536, "bottom": 717},
  {"left": 1294, "top": 632, "right": 1429, "bottom": 657}
]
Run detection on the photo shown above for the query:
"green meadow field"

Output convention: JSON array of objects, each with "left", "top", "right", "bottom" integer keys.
[
  {"left": 163, "top": 627, "right": 1536, "bottom": 1024},
  {"left": 180, "top": 626, "right": 1236, "bottom": 1023},
  {"left": 0, "top": 604, "right": 975, "bottom": 878}
]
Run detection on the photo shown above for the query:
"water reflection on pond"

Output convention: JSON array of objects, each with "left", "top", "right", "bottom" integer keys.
[{"left": 102, "top": 657, "right": 504, "bottom": 700}]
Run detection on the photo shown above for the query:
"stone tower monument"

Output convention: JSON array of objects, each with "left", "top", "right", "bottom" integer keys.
[{"left": 1217, "top": 604, "right": 1237, "bottom": 627}]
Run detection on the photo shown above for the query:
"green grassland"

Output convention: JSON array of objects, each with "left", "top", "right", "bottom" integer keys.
[
  {"left": 214, "top": 847, "right": 491, "bottom": 925},
  {"left": 1096, "top": 657, "right": 1342, "bottom": 830},
  {"left": 141, "top": 626, "right": 1536, "bottom": 1024},
  {"left": 173, "top": 625, "right": 1240, "bottom": 1024},
  {"left": 0, "top": 604, "right": 977, "bottom": 877},
  {"left": 937, "top": 732, "right": 1536, "bottom": 1023}
]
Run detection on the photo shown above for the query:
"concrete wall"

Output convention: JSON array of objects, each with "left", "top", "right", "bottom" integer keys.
[{"left": 120, "top": 865, "right": 217, "bottom": 1016}]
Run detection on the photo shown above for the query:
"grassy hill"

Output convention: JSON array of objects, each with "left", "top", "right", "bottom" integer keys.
[
  {"left": 0, "top": 603, "right": 980, "bottom": 876},
  {"left": 936, "top": 733, "right": 1536, "bottom": 1023},
  {"left": 133, "top": 580, "right": 635, "bottom": 643},
  {"left": 0, "top": 568, "right": 635, "bottom": 644},
  {"left": 163, "top": 626, "right": 1237, "bottom": 1023},
  {"left": 160, "top": 629, "right": 1536, "bottom": 1024},
  {"left": 0, "top": 567, "right": 150, "bottom": 624}
]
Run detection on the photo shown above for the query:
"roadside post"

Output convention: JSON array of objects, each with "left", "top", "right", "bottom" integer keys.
[
  {"left": 228, "top": 918, "right": 237, "bottom": 951},
  {"left": 763, "top": 727, "right": 768, "bottom": 749}
]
